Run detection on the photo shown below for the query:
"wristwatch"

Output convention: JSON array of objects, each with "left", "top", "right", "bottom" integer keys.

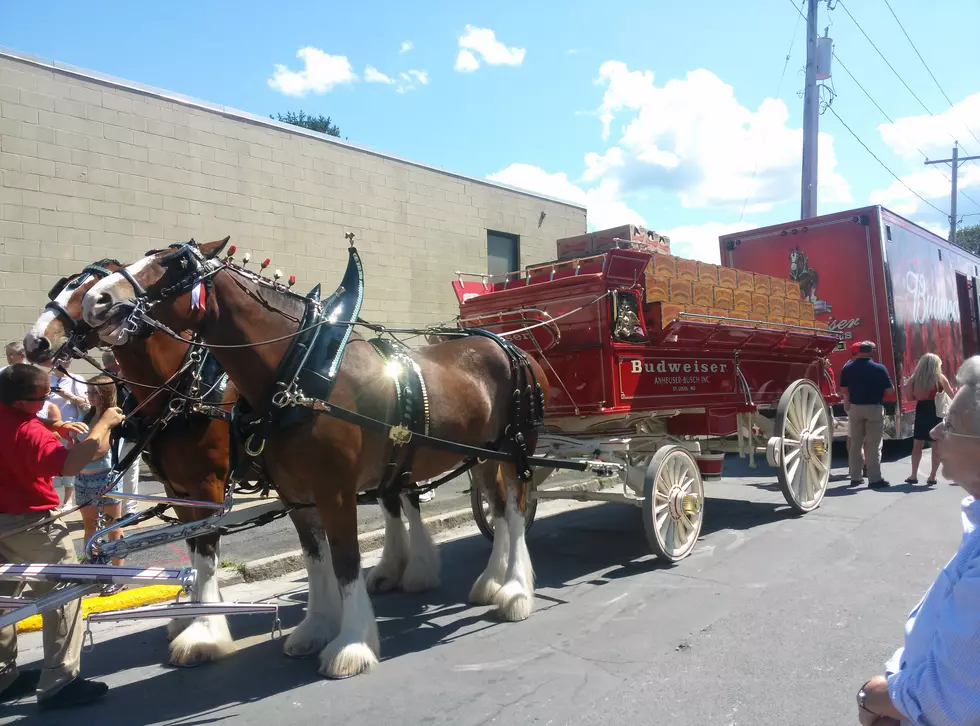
[{"left": 857, "top": 681, "right": 874, "bottom": 714}]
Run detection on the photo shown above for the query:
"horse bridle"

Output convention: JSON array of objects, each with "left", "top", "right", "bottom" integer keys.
[
  {"left": 44, "top": 262, "right": 121, "bottom": 367},
  {"left": 118, "top": 241, "right": 218, "bottom": 336}
]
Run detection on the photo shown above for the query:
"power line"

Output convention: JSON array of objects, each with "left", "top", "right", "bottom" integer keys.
[
  {"left": 739, "top": 0, "right": 807, "bottom": 222},
  {"left": 881, "top": 0, "right": 980, "bottom": 150},
  {"left": 825, "top": 104, "right": 947, "bottom": 216},
  {"left": 836, "top": 0, "right": 974, "bottom": 156},
  {"left": 832, "top": 50, "right": 980, "bottom": 213},
  {"left": 785, "top": 0, "right": 980, "bottom": 214}
]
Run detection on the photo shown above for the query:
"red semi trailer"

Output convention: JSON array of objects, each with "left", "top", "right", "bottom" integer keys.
[{"left": 719, "top": 205, "right": 980, "bottom": 439}]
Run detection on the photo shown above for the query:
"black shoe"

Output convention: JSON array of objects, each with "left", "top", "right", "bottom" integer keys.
[
  {"left": 869, "top": 480, "right": 890, "bottom": 489},
  {"left": 38, "top": 678, "right": 108, "bottom": 710},
  {"left": 849, "top": 480, "right": 863, "bottom": 487},
  {"left": 0, "top": 669, "right": 40, "bottom": 703}
]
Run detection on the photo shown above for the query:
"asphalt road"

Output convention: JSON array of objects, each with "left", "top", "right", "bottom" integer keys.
[{"left": 8, "top": 441, "right": 964, "bottom": 726}]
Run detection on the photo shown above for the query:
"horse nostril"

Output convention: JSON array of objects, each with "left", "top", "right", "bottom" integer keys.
[
  {"left": 96, "top": 292, "right": 112, "bottom": 310},
  {"left": 35, "top": 338, "right": 50, "bottom": 353}
]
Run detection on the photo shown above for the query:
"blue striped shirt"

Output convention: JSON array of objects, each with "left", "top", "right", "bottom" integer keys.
[{"left": 886, "top": 496, "right": 980, "bottom": 725}]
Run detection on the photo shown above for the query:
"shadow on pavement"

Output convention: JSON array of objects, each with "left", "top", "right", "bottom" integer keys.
[{"left": 6, "top": 449, "right": 899, "bottom": 724}]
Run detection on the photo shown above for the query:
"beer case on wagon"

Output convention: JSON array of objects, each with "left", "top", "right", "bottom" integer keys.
[
  {"left": 718, "top": 205, "right": 980, "bottom": 439},
  {"left": 453, "top": 224, "right": 843, "bottom": 563}
]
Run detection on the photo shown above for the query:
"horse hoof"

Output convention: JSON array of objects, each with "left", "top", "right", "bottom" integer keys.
[
  {"left": 493, "top": 583, "right": 533, "bottom": 622},
  {"left": 365, "top": 562, "right": 405, "bottom": 594},
  {"left": 166, "top": 617, "right": 192, "bottom": 642},
  {"left": 168, "top": 619, "right": 234, "bottom": 666},
  {"left": 468, "top": 577, "right": 503, "bottom": 606},
  {"left": 318, "top": 641, "right": 379, "bottom": 679},
  {"left": 401, "top": 564, "right": 440, "bottom": 594},
  {"left": 283, "top": 617, "right": 337, "bottom": 659}
]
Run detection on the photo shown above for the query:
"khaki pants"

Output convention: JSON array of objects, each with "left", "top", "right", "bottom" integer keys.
[
  {"left": 0, "top": 513, "right": 82, "bottom": 701},
  {"left": 849, "top": 404, "right": 885, "bottom": 483}
]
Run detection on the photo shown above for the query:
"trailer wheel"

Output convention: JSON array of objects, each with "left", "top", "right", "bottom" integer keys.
[
  {"left": 471, "top": 471, "right": 540, "bottom": 542},
  {"left": 642, "top": 446, "right": 704, "bottom": 563},
  {"left": 767, "top": 379, "right": 832, "bottom": 513}
]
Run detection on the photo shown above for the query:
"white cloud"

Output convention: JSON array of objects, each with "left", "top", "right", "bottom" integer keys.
[
  {"left": 455, "top": 25, "right": 526, "bottom": 72},
  {"left": 587, "top": 61, "right": 851, "bottom": 212},
  {"left": 869, "top": 93, "right": 980, "bottom": 222},
  {"left": 663, "top": 221, "right": 757, "bottom": 264},
  {"left": 364, "top": 65, "right": 394, "bottom": 84},
  {"left": 486, "top": 163, "right": 645, "bottom": 231},
  {"left": 454, "top": 49, "right": 480, "bottom": 73},
  {"left": 399, "top": 40, "right": 414, "bottom": 54},
  {"left": 268, "top": 47, "right": 357, "bottom": 96},
  {"left": 364, "top": 65, "right": 428, "bottom": 93},
  {"left": 877, "top": 92, "right": 980, "bottom": 161}
]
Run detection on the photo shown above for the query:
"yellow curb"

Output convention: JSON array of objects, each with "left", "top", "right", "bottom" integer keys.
[{"left": 16, "top": 585, "right": 182, "bottom": 633}]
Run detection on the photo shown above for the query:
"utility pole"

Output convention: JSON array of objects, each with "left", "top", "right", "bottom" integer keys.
[
  {"left": 801, "top": 0, "right": 820, "bottom": 219},
  {"left": 925, "top": 142, "right": 980, "bottom": 243}
]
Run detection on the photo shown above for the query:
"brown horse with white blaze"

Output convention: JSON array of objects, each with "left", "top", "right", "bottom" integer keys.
[
  {"left": 81, "top": 237, "right": 548, "bottom": 679},
  {"left": 22, "top": 255, "right": 342, "bottom": 667}
]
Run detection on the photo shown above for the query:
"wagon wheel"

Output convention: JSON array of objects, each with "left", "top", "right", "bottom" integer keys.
[
  {"left": 642, "top": 446, "right": 704, "bottom": 563},
  {"left": 471, "top": 471, "right": 540, "bottom": 542},
  {"left": 766, "top": 379, "right": 831, "bottom": 513}
]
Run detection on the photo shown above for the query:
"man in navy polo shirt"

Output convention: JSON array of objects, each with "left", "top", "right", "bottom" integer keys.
[{"left": 840, "top": 341, "right": 893, "bottom": 488}]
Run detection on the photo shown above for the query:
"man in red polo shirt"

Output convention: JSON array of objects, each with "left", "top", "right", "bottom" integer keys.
[{"left": 0, "top": 364, "right": 123, "bottom": 709}]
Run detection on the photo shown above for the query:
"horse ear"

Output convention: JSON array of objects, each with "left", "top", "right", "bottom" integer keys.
[{"left": 201, "top": 236, "right": 231, "bottom": 260}]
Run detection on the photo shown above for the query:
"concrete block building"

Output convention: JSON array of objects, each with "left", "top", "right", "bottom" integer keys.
[{"left": 0, "top": 48, "right": 587, "bottom": 343}]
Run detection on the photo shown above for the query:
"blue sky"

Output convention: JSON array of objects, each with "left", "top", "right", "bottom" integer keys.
[{"left": 4, "top": 0, "right": 979, "bottom": 260}]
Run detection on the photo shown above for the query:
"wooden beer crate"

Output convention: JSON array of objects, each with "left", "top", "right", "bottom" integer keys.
[
  {"left": 735, "top": 270, "right": 755, "bottom": 292},
  {"left": 675, "top": 258, "right": 699, "bottom": 282},
  {"left": 696, "top": 261, "right": 720, "bottom": 284},
  {"left": 770, "top": 277, "right": 786, "bottom": 298},
  {"left": 668, "top": 279, "right": 693, "bottom": 304},
  {"left": 645, "top": 277, "right": 669, "bottom": 304},
  {"left": 692, "top": 281, "right": 714, "bottom": 307},
  {"left": 718, "top": 267, "right": 738, "bottom": 290}
]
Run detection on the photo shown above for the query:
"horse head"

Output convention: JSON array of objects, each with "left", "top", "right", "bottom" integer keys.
[
  {"left": 24, "top": 259, "right": 126, "bottom": 365},
  {"left": 82, "top": 237, "right": 230, "bottom": 345}
]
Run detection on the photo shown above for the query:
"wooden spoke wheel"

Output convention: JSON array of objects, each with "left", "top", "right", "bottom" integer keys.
[
  {"left": 766, "top": 379, "right": 832, "bottom": 513},
  {"left": 642, "top": 446, "right": 704, "bottom": 563},
  {"left": 471, "top": 472, "right": 539, "bottom": 542}
]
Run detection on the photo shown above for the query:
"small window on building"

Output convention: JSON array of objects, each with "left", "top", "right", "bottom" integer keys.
[
  {"left": 885, "top": 225, "right": 892, "bottom": 241},
  {"left": 487, "top": 231, "right": 520, "bottom": 277}
]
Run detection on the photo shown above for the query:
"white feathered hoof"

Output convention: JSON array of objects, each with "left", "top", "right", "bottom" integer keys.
[
  {"left": 166, "top": 617, "right": 192, "bottom": 642},
  {"left": 401, "top": 555, "right": 441, "bottom": 594},
  {"left": 493, "top": 582, "right": 533, "bottom": 622},
  {"left": 168, "top": 617, "right": 234, "bottom": 667},
  {"left": 283, "top": 616, "right": 339, "bottom": 659},
  {"left": 365, "top": 559, "right": 405, "bottom": 594},
  {"left": 468, "top": 575, "right": 503, "bottom": 606},
  {"left": 318, "top": 638, "right": 379, "bottom": 679}
]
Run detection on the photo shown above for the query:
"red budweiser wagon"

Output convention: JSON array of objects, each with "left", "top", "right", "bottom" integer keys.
[{"left": 453, "top": 227, "right": 842, "bottom": 563}]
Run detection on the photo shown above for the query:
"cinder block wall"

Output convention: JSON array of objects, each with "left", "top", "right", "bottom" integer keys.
[{"left": 0, "top": 52, "right": 587, "bottom": 343}]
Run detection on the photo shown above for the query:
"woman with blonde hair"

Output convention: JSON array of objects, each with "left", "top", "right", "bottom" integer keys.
[{"left": 903, "top": 353, "right": 954, "bottom": 485}]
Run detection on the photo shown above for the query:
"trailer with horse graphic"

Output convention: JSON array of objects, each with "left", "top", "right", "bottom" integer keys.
[
  {"left": 455, "top": 228, "right": 843, "bottom": 562},
  {"left": 719, "top": 205, "right": 980, "bottom": 440}
]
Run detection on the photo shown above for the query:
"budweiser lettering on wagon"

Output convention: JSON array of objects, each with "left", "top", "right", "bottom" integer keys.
[
  {"left": 620, "top": 356, "right": 736, "bottom": 398},
  {"left": 629, "top": 359, "right": 729, "bottom": 374}
]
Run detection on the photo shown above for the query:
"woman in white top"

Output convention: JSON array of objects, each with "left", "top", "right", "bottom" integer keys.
[{"left": 48, "top": 363, "right": 90, "bottom": 509}]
